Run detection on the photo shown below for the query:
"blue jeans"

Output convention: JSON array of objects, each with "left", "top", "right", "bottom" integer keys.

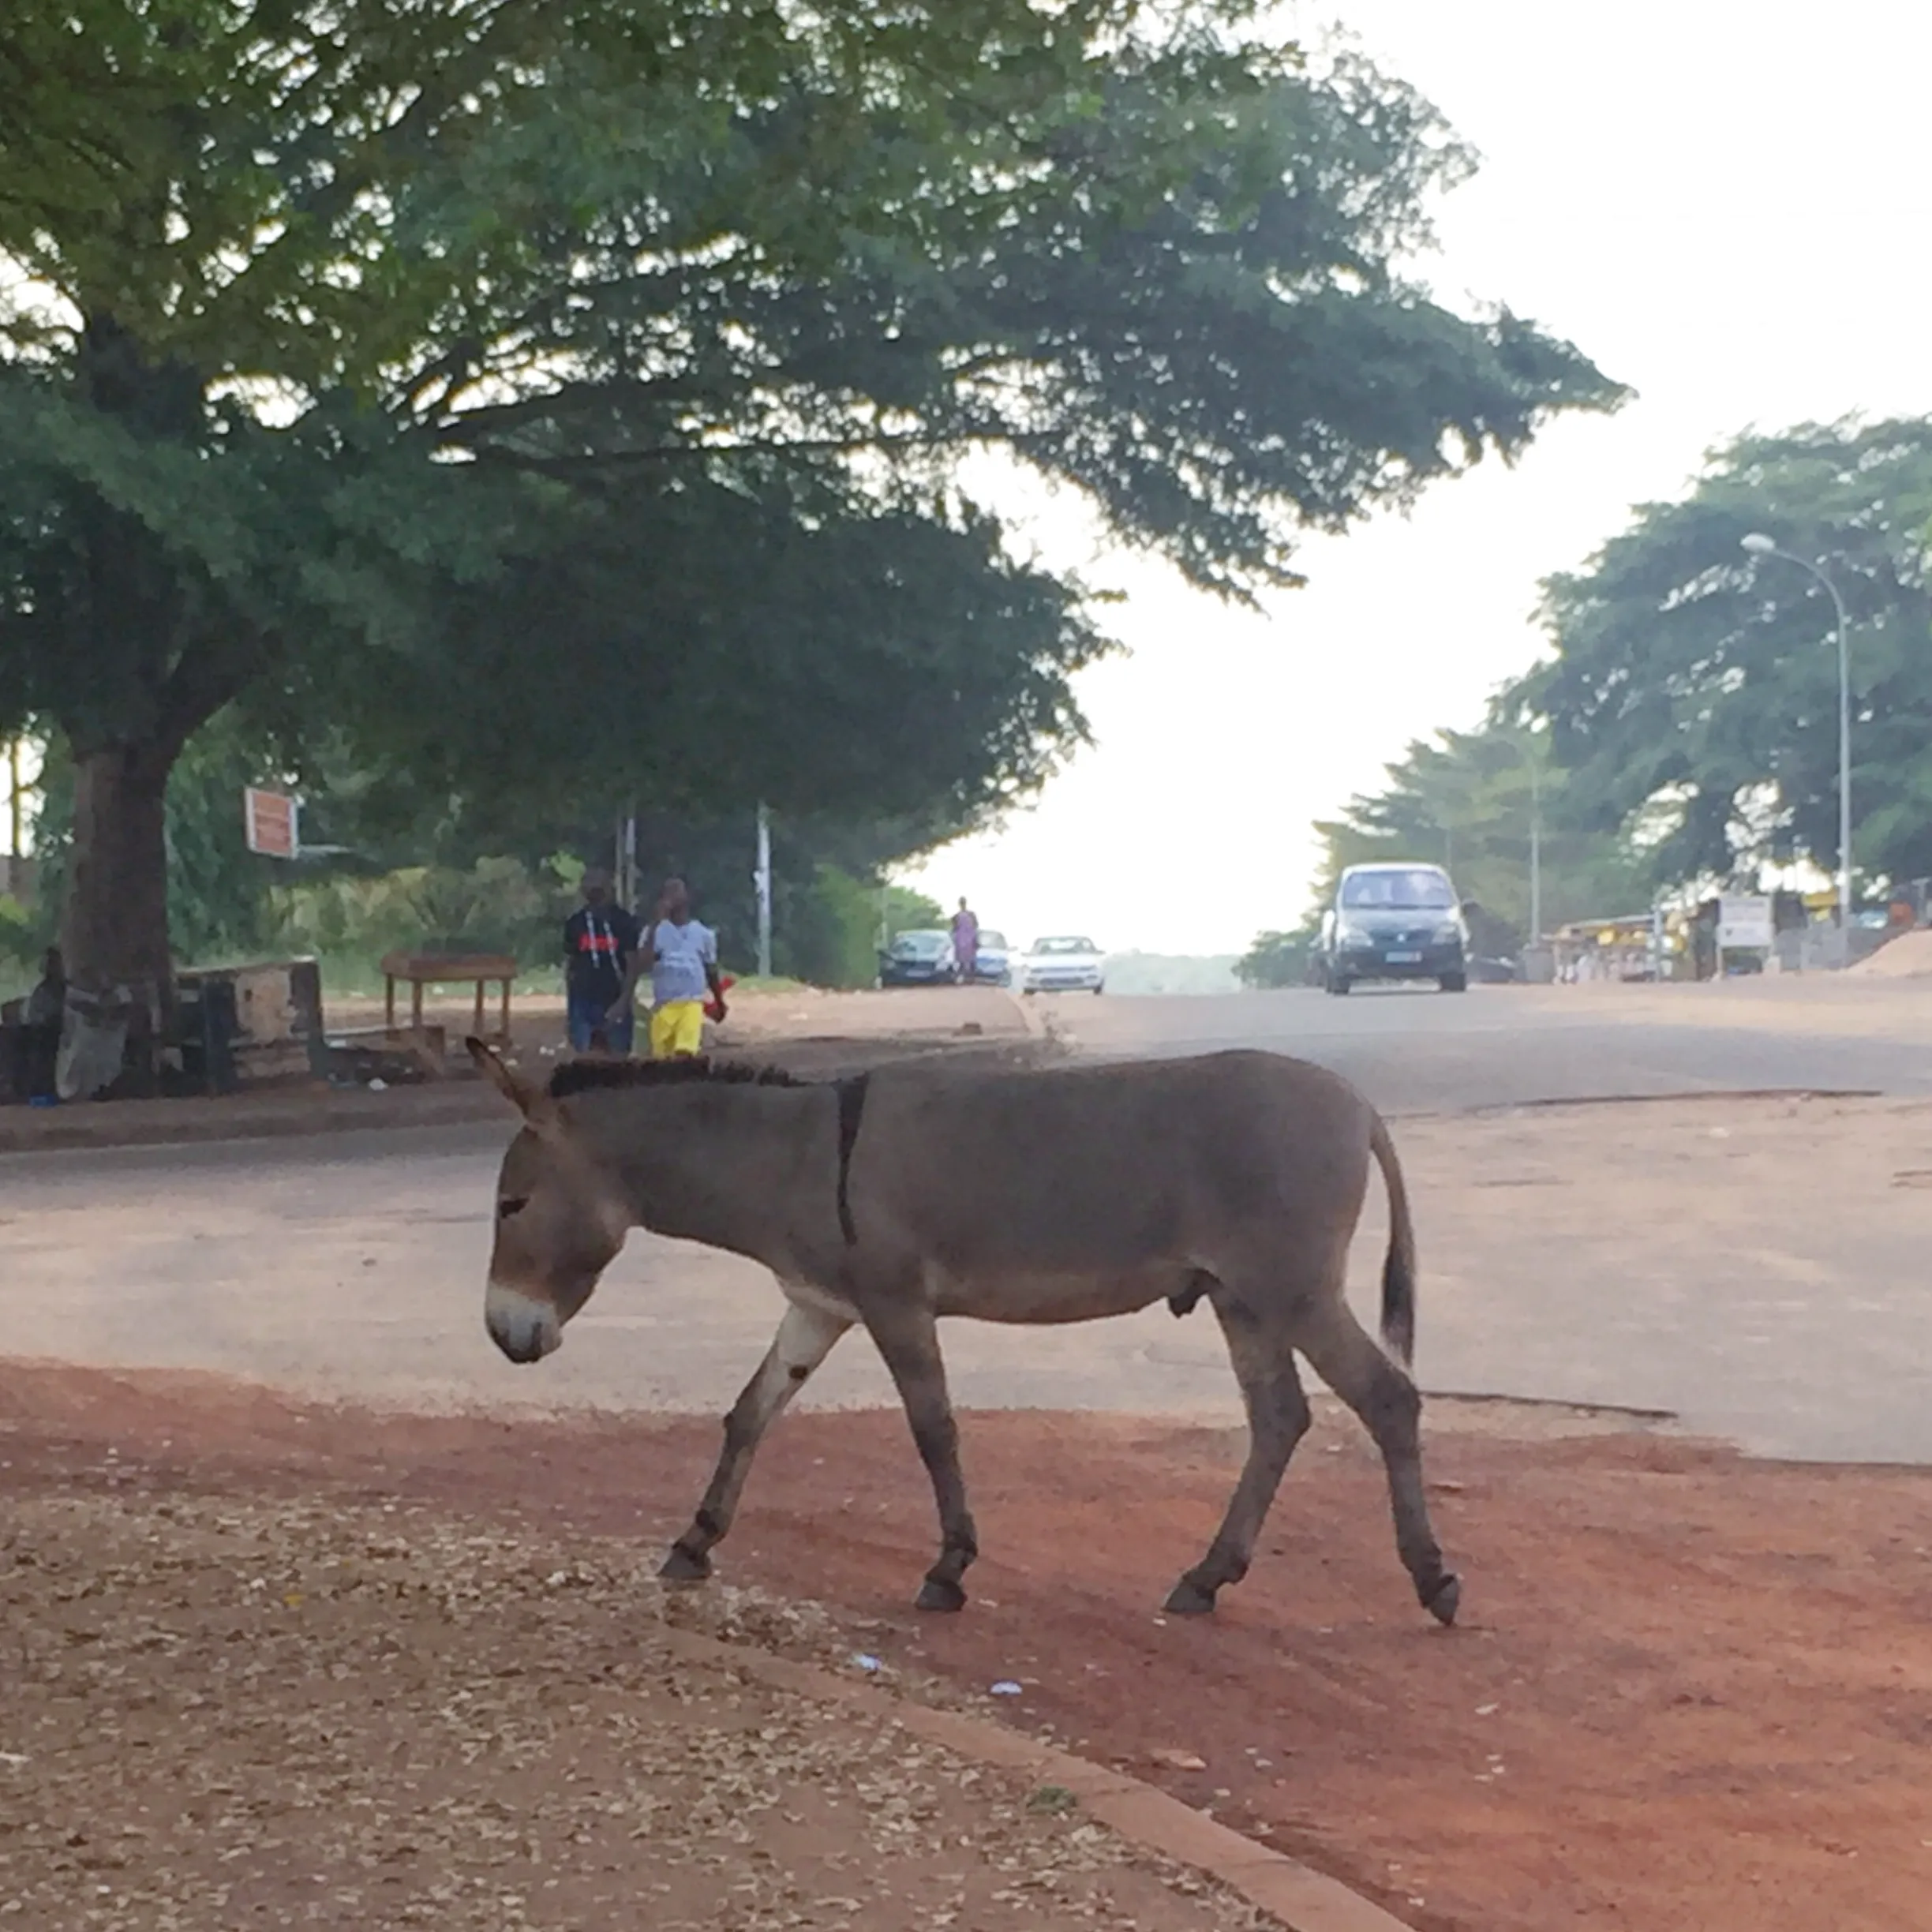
[{"left": 567, "top": 988, "right": 633, "bottom": 1054}]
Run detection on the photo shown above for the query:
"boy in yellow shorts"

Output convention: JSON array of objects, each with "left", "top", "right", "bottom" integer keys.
[{"left": 612, "top": 877, "right": 727, "bottom": 1058}]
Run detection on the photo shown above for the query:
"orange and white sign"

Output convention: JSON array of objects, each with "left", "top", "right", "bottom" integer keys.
[{"left": 243, "top": 788, "right": 300, "bottom": 859}]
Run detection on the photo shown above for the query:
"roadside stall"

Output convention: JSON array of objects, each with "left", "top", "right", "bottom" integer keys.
[{"left": 1552, "top": 915, "right": 1670, "bottom": 983}]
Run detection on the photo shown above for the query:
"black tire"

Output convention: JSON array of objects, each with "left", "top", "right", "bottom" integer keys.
[
  {"left": 1328, "top": 975, "right": 1352, "bottom": 996},
  {"left": 1091, "top": 984, "right": 1104, "bottom": 996},
  {"left": 1439, "top": 972, "right": 1468, "bottom": 993}
]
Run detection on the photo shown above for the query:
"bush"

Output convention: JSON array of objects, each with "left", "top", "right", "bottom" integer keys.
[
  {"left": 269, "top": 856, "right": 577, "bottom": 985},
  {"left": 780, "top": 867, "right": 943, "bottom": 988},
  {"left": 1235, "top": 927, "right": 1317, "bottom": 989}
]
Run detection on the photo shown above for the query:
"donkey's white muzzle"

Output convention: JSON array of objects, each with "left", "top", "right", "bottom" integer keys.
[{"left": 486, "top": 1282, "right": 562, "bottom": 1365}]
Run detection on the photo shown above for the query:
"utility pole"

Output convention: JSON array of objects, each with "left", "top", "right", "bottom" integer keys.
[
  {"left": 1742, "top": 534, "right": 1853, "bottom": 947},
  {"left": 754, "top": 803, "right": 772, "bottom": 979},
  {"left": 1528, "top": 753, "right": 1543, "bottom": 943},
  {"left": 6, "top": 738, "right": 20, "bottom": 859}
]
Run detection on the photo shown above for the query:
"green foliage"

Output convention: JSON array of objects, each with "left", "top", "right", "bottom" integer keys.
[
  {"left": 781, "top": 869, "right": 945, "bottom": 990},
  {"left": 1235, "top": 928, "right": 1317, "bottom": 989},
  {"left": 157, "top": 715, "right": 285, "bottom": 964},
  {"left": 1311, "top": 717, "right": 1652, "bottom": 936},
  {"left": 1529, "top": 418, "right": 1932, "bottom": 893},
  {"left": 0, "top": 893, "right": 39, "bottom": 970},
  {"left": 0, "top": 0, "right": 1620, "bottom": 991},
  {"left": 270, "top": 856, "right": 575, "bottom": 980}
]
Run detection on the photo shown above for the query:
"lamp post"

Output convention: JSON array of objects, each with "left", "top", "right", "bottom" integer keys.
[
  {"left": 1740, "top": 534, "right": 1852, "bottom": 942},
  {"left": 1526, "top": 751, "right": 1542, "bottom": 945},
  {"left": 1494, "top": 733, "right": 1544, "bottom": 944}
]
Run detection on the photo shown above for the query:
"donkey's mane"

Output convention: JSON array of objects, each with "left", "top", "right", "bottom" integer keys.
[{"left": 547, "top": 1056, "right": 808, "bottom": 1099}]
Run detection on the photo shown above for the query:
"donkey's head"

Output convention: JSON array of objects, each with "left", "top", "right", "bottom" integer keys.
[{"left": 470, "top": 1041, "right": 631, "bottom": 1364}]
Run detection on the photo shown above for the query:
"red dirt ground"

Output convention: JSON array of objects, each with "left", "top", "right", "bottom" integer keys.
[{"left": 6, "top": 1362, "right": 1931, "bottom": 1932}]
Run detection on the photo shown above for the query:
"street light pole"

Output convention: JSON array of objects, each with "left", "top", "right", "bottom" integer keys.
[
  {"left": 1528, "top": 754, "right": 1542, "bottom": 945},
  {"left": 1741, "top": 534, "right": 1852, "bottom": 942},
  {"left": 1496, "top": 732, "right": 1544, "bottom": 943}
]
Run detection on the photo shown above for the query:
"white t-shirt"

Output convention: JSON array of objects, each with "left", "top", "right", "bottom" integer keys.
[{"left": 650, "top": 919, "right": 717, "bottom": 1005}]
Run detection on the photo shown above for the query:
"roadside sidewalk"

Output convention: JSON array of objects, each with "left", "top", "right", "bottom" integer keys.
[{"left": 0, "top": 984, "right": 1034, "bottom": 1156}]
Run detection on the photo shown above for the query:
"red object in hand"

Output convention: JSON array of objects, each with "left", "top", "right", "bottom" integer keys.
[{"left": 705, "top": 973, "right": 736, "bottom": 1023}]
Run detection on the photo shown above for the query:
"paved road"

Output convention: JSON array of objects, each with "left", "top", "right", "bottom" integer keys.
[
  {"left": 6, "top": 979, "right": 1932, "bottom": 1461},
  {"left": 1039, "top": 979, "right": 1932, "bottom": 1112}
]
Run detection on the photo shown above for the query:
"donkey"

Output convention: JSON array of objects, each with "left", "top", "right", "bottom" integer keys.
[{"left": 470, "top": 1039, "right": 1460, "bottom": 1626}]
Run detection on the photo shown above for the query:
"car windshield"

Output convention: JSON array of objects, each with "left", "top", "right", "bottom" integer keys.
[
  {"left": 977, "top": 930, "right": 1007, "bottom": 949},
  {"left": 1032, "top": 936, "right": 1096, "bottom": 955},
  {"left": 1340, "top": 870, "right": 1455, "bottom": 912},
  {"left": 891, "top": 930, "right": 949, "bottom": 957}
]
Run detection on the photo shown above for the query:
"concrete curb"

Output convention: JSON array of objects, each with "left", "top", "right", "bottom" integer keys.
[
  {"left": 657, "top": 1624, "right": 1415, "bottom": 1932},
  {"left": 0, "top": 1084, "right": 506, "bottom": 1158}
]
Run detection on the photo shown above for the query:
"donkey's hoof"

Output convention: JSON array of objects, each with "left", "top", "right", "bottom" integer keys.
[
  {"left": 915, "top": 1577, "right": 967, "bottom": 1613},
  {"left": 659, "top": 1544, "right": 713, "bottom": 1585},
  {"left": 1422, "top": 1571, "right": 1461, "bottom": 1627},
  {"left": 1163, "top": 1576, "right": 1218, "bottom": 1617}
]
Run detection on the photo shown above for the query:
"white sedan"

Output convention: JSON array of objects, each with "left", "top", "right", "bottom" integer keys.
[{"left": 1014, "top": 934, "right": 1106, "bottom": 994}]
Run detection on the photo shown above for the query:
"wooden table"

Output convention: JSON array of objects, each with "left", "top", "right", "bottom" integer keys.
[{"left": 379, "top": 952, "right": 517, "bottom": 1054}]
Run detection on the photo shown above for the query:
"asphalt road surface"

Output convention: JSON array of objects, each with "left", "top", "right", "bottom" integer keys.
[
  {"left": 1043, "top": 978, "right": 1932, "bottom": 1111},
  {"left": 6, "top": 979, "right": 1932, "bottom": 1461}
]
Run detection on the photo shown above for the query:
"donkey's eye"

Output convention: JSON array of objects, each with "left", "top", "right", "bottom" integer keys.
[{"left": 498, "top": 1196, "right": 530, "bottom": 1219}]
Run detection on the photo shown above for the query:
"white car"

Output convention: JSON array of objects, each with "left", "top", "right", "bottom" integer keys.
[{"left": 1015, "top": 934, "right": 1106, "bottom": 994}]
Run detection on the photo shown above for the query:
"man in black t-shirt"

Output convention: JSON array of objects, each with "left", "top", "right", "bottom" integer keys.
[{"left": 562, "top": 869, "right": 640, "bottom": 1055}]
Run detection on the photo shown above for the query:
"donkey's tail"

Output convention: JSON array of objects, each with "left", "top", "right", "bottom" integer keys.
[{"left": 1369, "top": 1113, "right": 1418, "bottom": 1366}]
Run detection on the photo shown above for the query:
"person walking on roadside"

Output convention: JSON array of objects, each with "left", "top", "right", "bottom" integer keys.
[
  {"left": 950, "top": 897, "right": 979, "bottom": 983},
  {"left": 613, "top": 876, "right": 727, "bottom": 1059},
  {"left": 563, "top": 867, "right": 639, "bottom": 1055}
]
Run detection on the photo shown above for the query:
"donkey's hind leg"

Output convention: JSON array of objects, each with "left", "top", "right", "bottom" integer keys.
[
  {"left": 865, "top": 1304, "right": 978, "bottom": 1613},
  {"left": 661, "top": 1297, "right": 851, "bottom": 1582},
  {"left": 1165, "top": 1292, "right": 1312, "bottom": 1615},
  {"left": 1297, "top": 1297, "right": 1460, "bottom": 1626}
]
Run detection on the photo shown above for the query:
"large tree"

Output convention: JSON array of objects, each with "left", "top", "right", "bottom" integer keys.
[
  {"left": 1309, "top": 712, "right": 1652, "bottom": 941},
  {"left": 1529, "top": 418, "right": 1932, "bottom": 893},
  {"left": 0, "top": 0, "right": 1623, "bottom": 1019}
]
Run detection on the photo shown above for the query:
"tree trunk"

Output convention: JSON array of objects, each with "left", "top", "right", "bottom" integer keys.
[{"left": 62, "top": 739, "right": 177, "bottom": 994}]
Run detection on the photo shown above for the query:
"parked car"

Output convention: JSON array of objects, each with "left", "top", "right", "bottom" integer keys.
[
  {"left": 1014, "top": 934, "right": 1106, "bottom": 994},
  {"left": 1316, "top": 863, "right": 1469, "bottom": 994},
  {"left": 878, "top": 928, "right": 959, "bottom": 987},
  {"left": 971, "top": 928, "right": 1013, "bottom": 987}
]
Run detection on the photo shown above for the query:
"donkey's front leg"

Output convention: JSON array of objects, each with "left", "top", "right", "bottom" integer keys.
[
  {"left": 661, "top": 1298, "right": 850, "bottom": 1582},
  {"left": 867, "top": 1305, "right": 978, "bottom": 1612}
]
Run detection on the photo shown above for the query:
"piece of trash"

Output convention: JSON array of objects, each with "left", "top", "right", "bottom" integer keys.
[
  {"left": 989, "top": 1680, "right": 1024, "bottom": 1696},
  {"left": 1707, "top": 1126, "right": 1729, "bottom": 1140},
  {"left": 852, "top": 1653, "right": 883, "bottom": 1674},
  {"left": 1150, "top": 1748, "right": 1207, "bottom": 1772},
  {"left": 1476, "top": 1702, "right": 1500, "bottom": 1717},
  {"left": 0, "top": 1752, "right": 29, "bottom": 1769},
  {"left": 367, "top": 1077, "right": 388, "bottom": 1092}
]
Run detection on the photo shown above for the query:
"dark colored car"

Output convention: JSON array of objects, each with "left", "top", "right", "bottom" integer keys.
[
  {"left": 1317, "top": 863, "right": 1469, "bottom": 994},
  {"left": 878, "top": 928, "right": 959, "bottom": 987}
]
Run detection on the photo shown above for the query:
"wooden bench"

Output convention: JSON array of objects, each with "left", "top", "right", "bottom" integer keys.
[{"left": 380, "top": 952, "right": 517, "bottom": 1059}]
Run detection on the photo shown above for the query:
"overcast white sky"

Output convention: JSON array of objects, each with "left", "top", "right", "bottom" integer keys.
[{"left": 904, "top": 1, "right": 1932, "bottom": 955}]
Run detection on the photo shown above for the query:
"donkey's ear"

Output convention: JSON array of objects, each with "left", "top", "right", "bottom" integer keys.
[{"left": 466, "top": 1038, "right": 559, "bottom": 1129}]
